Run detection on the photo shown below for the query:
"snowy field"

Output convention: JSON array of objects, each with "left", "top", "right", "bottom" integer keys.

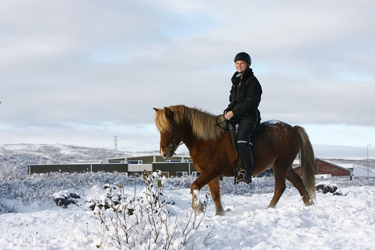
[
  {"left": 1, "top": 174, "right": 374, "bottom": 250},
  {"left": 1, "top": 144, "right": 374, "bottom": 249}
]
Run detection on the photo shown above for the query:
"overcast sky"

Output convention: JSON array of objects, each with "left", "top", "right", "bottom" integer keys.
[{"left": 1, "top": 0, "right": 374, "bottom": 157}]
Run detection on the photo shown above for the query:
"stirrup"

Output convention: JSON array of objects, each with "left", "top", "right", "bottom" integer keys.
[
  {"left": 233, "top": 167, "right": 239, "bottom": 184},
  {"left": 236, "top": 169, "right": 252, "bottom": 184}
]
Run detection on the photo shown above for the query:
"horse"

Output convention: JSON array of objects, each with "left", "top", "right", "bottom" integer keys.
[{"left": 154, "top": 105, "right": 316, "bottom": 216}]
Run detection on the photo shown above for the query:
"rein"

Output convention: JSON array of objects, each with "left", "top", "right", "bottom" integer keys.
[{"left": 215, "top": 115, "right": 228, "bottom": 130}]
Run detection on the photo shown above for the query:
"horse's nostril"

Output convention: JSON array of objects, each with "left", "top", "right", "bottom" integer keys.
[{"left": 163, "top": 153, "right": 168, "bottom": 158}]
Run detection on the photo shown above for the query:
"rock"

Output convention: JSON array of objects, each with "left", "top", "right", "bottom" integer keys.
[
  {"left": 52, "top": 191, "right": 81, "bottom": 208},
  {"left": 316, "top": 183, "right": 344, "bottom": 196}
]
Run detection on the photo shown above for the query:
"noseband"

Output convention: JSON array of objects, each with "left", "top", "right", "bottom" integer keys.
[{"left": 161, "top": 137, "right": 179, "bottom": 157}]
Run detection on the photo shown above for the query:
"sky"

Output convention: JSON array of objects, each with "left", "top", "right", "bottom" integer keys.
[{"left": 1, "top": 0, "right": 375, "bottom": 157}]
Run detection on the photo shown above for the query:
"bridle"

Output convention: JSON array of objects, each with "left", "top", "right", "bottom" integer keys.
[{"left": 160, "top": 113, "right": 183, "bottom": 157}]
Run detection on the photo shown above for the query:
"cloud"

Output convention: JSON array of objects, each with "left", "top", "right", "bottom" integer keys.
[{"left": 1, "top": 0, "right": 375, "bottom": 151}]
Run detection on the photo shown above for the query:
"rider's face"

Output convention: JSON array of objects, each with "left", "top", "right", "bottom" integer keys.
[{"left": 235, "top": 60, "right": 248, "bottom": 73}]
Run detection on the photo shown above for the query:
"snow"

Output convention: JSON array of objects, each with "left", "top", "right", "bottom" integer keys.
[
  {"left": 1, "top": 144, "right": 375, "bottom": 249},
  {"left": 264, "top": 120, "right": 282, "bottom": 125},
  {"left": 1, "top": 183, "right": 375, "bottom": 249},
  {"left": 0, "top": 143, "right": 131, "bottom": 166}
]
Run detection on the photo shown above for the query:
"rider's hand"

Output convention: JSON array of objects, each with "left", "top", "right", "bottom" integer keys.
[{"left": 224, "top": 111, "right": 234, "bottom": 120}]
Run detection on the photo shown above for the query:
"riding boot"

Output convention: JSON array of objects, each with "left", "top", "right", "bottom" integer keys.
[{"left": 236, "top": 142, "right": 254, "bottom": 184}]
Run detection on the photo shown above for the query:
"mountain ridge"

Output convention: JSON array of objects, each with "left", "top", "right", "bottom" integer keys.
[{"left": 0, "top": 143, "right": 374, "bottom": 171}]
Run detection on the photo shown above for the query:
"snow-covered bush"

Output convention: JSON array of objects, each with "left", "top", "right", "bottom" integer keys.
[
  {"left": 0, "top": 169, "right": 139, "bottom": 213},
  {"left": 52, "top": 191, "right": 81, "bottom": 207},
  {"left": 316, "top": 182, "right": 344, "bottom": 195},
  {"left": 93, "top": 170, "right": 212, "bottom": 249},
  {"left": 1, "top": 157, "right": 375, "bottom": 215}
]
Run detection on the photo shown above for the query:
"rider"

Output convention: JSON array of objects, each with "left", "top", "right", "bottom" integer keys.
[{"left": 223, "top": 52, "right": 262, "bottom": 184}]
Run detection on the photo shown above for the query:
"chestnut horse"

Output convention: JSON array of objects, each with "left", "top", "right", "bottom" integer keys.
[{"left": 154, "top": 105, "right": 316, "bottom": 215}]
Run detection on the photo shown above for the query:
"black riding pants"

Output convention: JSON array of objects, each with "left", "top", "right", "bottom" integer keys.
[{"left": 236, "top": 116, "right": 259, "bottom": 173}]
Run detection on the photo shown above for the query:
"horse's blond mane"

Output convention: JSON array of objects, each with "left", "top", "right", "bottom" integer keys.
[{"left": 155, "top": 105, "right": 225, "bottom": 141}]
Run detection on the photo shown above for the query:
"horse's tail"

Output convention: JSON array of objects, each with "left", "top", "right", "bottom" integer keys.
[{"left": 295, "top": 126, "right": 316, "bottom": 201}]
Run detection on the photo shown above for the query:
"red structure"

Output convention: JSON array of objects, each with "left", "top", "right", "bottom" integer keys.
[{"left": 293, "top": 158, "right": 351, "bottom": 177}]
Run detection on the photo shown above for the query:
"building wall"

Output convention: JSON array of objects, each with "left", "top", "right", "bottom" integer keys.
[
  {"left": 127, "top": 156, "right": 156, "bottom": 164},
  {"left": 28, "top": 161, "right": 197, "bottom": 177},
  {"left": 152, "top": 162, "right": 198, "bottom": 177},
  {"left": 107, "top": 155, "right": 191, "bottom": 164},
  {"left": 315, "top": 161, "right": 351, "bottom": 176},
  {"left": 92, "top": 163, "right": 128, "bottom": 173},
  {"left": 29, "top": 164, "right": 91, "bottom": 174},
  {"left": 29, "top": 163, "right": 128, "bottom": 174},
  {"left": 293, "top": 159, "right": 351, "bottom": 177}
]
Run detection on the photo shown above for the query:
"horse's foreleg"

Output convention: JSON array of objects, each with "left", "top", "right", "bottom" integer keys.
[
  {"left": 208, "top": 178, "right": 225, "bottom": 216},
  {"left": 190, "top": 170, "right": 222, "bottom": 215},
  {"left": 191, "top": 188, "right": 205, "bottom": 214}
]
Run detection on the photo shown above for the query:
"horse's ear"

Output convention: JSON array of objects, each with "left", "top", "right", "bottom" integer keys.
[
  {"left": 153, "top": 108, "right": 159, "bottom": 112},
  {"left": 163, "top": 107, "right": 174, "bottom": 119}
]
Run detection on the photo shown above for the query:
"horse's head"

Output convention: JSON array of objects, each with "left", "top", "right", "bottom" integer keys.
[{"left": 154, "top": 107, "right": 182, "bottom": 159}]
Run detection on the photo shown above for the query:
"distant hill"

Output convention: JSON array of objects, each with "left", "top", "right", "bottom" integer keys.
[
  {"left": 0, "top": 144, "right": 130, "bottom": 168},
  {"left": 313, "top": 144, "right": 371, "bottom": 160},
  {"left": 0, "top": 143, "right": 374, "bottom": 172}
]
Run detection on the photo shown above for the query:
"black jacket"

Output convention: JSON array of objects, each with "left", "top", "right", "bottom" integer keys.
[{"left": 225, "top": 68, "right": 262, "bottom": 120}]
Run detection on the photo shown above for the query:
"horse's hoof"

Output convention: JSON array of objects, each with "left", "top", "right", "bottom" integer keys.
[
  {"left": 193, "top": 208, "right": 203, "bottom": 215},
  {"left": 193, "top": 200, "right": 205, "bottom": 215},
  {"left": 215, "top": 210, "right": 225, "bottom": 216},
  {"left": 304, "top": 200, "right": 314, "bottom": 206}
]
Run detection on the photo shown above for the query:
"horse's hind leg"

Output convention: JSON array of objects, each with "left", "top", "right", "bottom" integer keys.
[
  {"left": 286, "top": 168, "right": 313, "bottom": 206},
  {"left": 268, "top": 161, "right": 288, "bottom": 208},
  {"left": 268, "top": 177, "right": 286, "bottom": 208},
  {"left": 208, "top": 177, "right": 225, "bottom": 216}
]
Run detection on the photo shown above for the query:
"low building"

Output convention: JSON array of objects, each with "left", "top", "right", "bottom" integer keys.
[
  {"left": 28, "top": 154, "right": 197, "bottom": 177},
  {"left": 28, "top": 163, "right": 128, "bottom": 175},
  {"left": 293, "top": 158, "right": 352, "bottom": 180},
  {"left": 345, "top": 165, "right": 375, "bottom": 179},
  {"left": 104, "top": 154, "right": 192, "bottom": 164}
]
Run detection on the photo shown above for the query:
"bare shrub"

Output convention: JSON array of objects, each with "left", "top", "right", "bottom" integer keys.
[{"left": 93, "top": 170, "right": 213, "bottom": 249}]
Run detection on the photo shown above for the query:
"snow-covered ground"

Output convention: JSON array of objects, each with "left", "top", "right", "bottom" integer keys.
[
  {"left": 1, "top": 180, "right": 374, "bottom": 250},
  {"left": 1, "top": 144, "right": 375, "bottom": 249}
]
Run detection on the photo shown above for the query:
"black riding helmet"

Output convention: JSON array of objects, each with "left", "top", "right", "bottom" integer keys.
[{"left": 234, "top": 52, "right": 251, "bottom": 66}]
